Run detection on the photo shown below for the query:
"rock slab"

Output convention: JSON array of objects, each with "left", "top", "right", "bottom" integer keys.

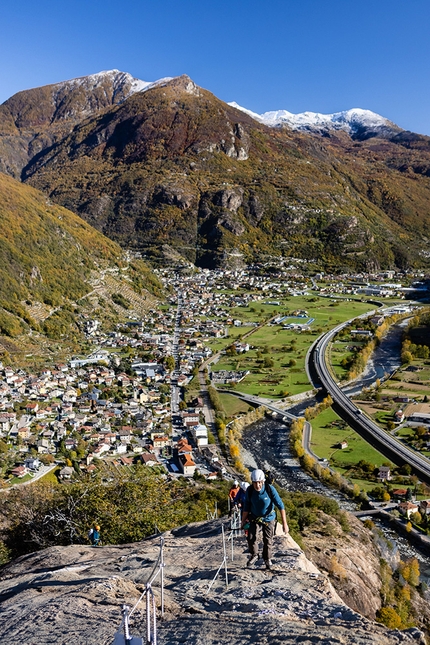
[{"left": 0, "top": 519, "right": 425, "bottom": 645}]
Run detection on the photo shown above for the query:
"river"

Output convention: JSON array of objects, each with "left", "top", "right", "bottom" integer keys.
[{"left": 343, "top": 320, "right": 406, "bottom": 396}]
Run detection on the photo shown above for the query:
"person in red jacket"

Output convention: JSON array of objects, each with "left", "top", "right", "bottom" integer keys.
[{"left": 228, "top": 480, "right": 240, "bottom": 515}]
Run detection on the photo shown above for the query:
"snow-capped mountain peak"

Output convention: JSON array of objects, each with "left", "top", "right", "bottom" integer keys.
[
  {"left": 52, "top": 70, "right": 174, "bottom": 102},
  {"left": 228, "top": 101, "right": 401, "bottom": 139},
  {"left": 17, "top": 69, "right": 401, "bottom": 141}
]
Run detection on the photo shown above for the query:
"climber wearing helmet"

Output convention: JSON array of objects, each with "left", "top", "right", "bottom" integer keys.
[
  {"left": 233, "top": 481, "right": 250, "bottom": 509},
  {"left": 228, "top": 479, "right": 241, "bottom": 516},
  {"left": 89, "top": 524, "right": 101, "bottom": 547},
  {"left": 241, "top": 469, "right": 289, "bottom": 570}
]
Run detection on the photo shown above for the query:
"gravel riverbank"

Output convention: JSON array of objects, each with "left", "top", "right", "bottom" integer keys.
[{"left": 241, "top": 417, "right": 357, "bottom": 510}]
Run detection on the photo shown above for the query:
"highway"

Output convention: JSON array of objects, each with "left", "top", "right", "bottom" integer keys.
[{"left": 310, "top": 321, "right": 430, "bottom": 485}]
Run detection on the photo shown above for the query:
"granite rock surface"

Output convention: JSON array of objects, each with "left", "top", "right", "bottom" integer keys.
[{"left": 0, "top": 519, "right": 425, "bottom": 645}]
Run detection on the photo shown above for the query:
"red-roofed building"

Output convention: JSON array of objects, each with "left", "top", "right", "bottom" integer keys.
[
  {"left": 11, "top": 465, "right": 28, "bottom": 478},
  {"left": 177, "top": 439, "right": 193, "bottom": 456},
  {"left": 153, "top": 435, "right": 170, "bottom": 449},
  {"left": 179, "top": 453, "right": 196, "bottom": 476},
  {"left": 398, "top": 501, "right": 419, "bottom": 518}
]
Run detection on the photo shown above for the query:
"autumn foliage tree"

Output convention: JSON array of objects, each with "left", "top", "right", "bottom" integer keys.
[{"left": 0, "top": 469, "right": 231, "bottom": 559}]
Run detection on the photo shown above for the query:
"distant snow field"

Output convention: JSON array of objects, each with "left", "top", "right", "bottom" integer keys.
[{"left": 228, "top": 101, "right": 399, "bottom": 136}]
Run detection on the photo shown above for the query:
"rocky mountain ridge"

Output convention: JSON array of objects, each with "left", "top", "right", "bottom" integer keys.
[
  {"left": 0, "top": 518, "right": 426, "bottom": 645},
  {"left": 1, "top": 71, "right": 430, "bottom": 270},
  {"left": 0, "top": 70, "right": 173, "bottom": 131},
  {"left": 0, "top": 70, "right": 172, "bottom": 178}
]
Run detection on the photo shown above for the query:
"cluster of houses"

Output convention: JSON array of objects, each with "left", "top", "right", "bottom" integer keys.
[
  {"left": 377, "top": 465, "right": 430, "bottom": 519},
  {"left": 0, "top": 339, "right": 212, "bottom": 482},
  {"left": 0, "top": 267, "right": 291, "bottom": 483},
  {"left": 3, "top": 377, "right": 218, "bottom": 481},
  {"left": 1, "top": 262, "right": 428, "bottom": 486}
]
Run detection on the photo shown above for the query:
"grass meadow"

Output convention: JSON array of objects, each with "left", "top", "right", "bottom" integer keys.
[
  {"left": 207, "top": 295, "right": 373, "bottom": 398},
  {"left": 309, "top": 407, "right": 390, "bottom": 491},
  {"left": 218, "top": 392, "right": 251, "bottom": 418}
]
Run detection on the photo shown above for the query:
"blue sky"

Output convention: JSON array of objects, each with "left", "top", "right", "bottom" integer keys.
[{"left": 1, "top": 0, "right": 430, "bottom": 134}]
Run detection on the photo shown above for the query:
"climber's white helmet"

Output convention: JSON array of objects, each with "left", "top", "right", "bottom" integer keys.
[{"left": 251, "top": 469, "right": 265, "bottom": 482}]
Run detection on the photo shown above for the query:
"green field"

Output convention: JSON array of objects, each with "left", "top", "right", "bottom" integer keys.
[
  {"left": 309, "top": 408, "right": 390, "bottom": 491},
  {"left": 207, "top": 295, "right": 374, "bottom": 398},
  {"left": 218, "top": 393, "right": 251, "bottom": 419}
]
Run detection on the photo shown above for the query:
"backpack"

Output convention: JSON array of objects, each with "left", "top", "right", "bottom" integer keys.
[
  {"left": 88, "top": 528, "right": 94, "bottom": 540},
  {"left": 265, "top": 470, "right": 275, "bottom": 485}
]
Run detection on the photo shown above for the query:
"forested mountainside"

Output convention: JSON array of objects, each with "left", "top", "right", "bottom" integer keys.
[
  {"left": 0, "top": 172, "right": 160, "bottom": 345},
  {"left": 1, "top": 72, "right": 430, "bottom": 270}
]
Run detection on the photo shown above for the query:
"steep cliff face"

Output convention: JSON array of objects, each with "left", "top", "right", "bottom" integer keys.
[
  {"left": 301, "top": 512, "right": 390, "bottom": 619},
  {"left": 0, "top": 519, "right": 426, "bottom": 645}
]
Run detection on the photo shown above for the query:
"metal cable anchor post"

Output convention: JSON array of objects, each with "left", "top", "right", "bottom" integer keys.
[
  {"left": 122, "top": 604, "right": 132, "bottom": 644},
  {"left": 146, "top": 584, "right": 157, "bottom": 645}
]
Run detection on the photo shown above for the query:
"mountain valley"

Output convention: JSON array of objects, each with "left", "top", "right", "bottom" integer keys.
[{"left": 0, "top": 71, "right": 429, "bottom": 270}]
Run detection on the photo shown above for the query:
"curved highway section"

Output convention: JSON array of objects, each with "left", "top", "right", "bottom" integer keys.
[{"left": 309, "top": 323, "right": 430, "bottom": 485}]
